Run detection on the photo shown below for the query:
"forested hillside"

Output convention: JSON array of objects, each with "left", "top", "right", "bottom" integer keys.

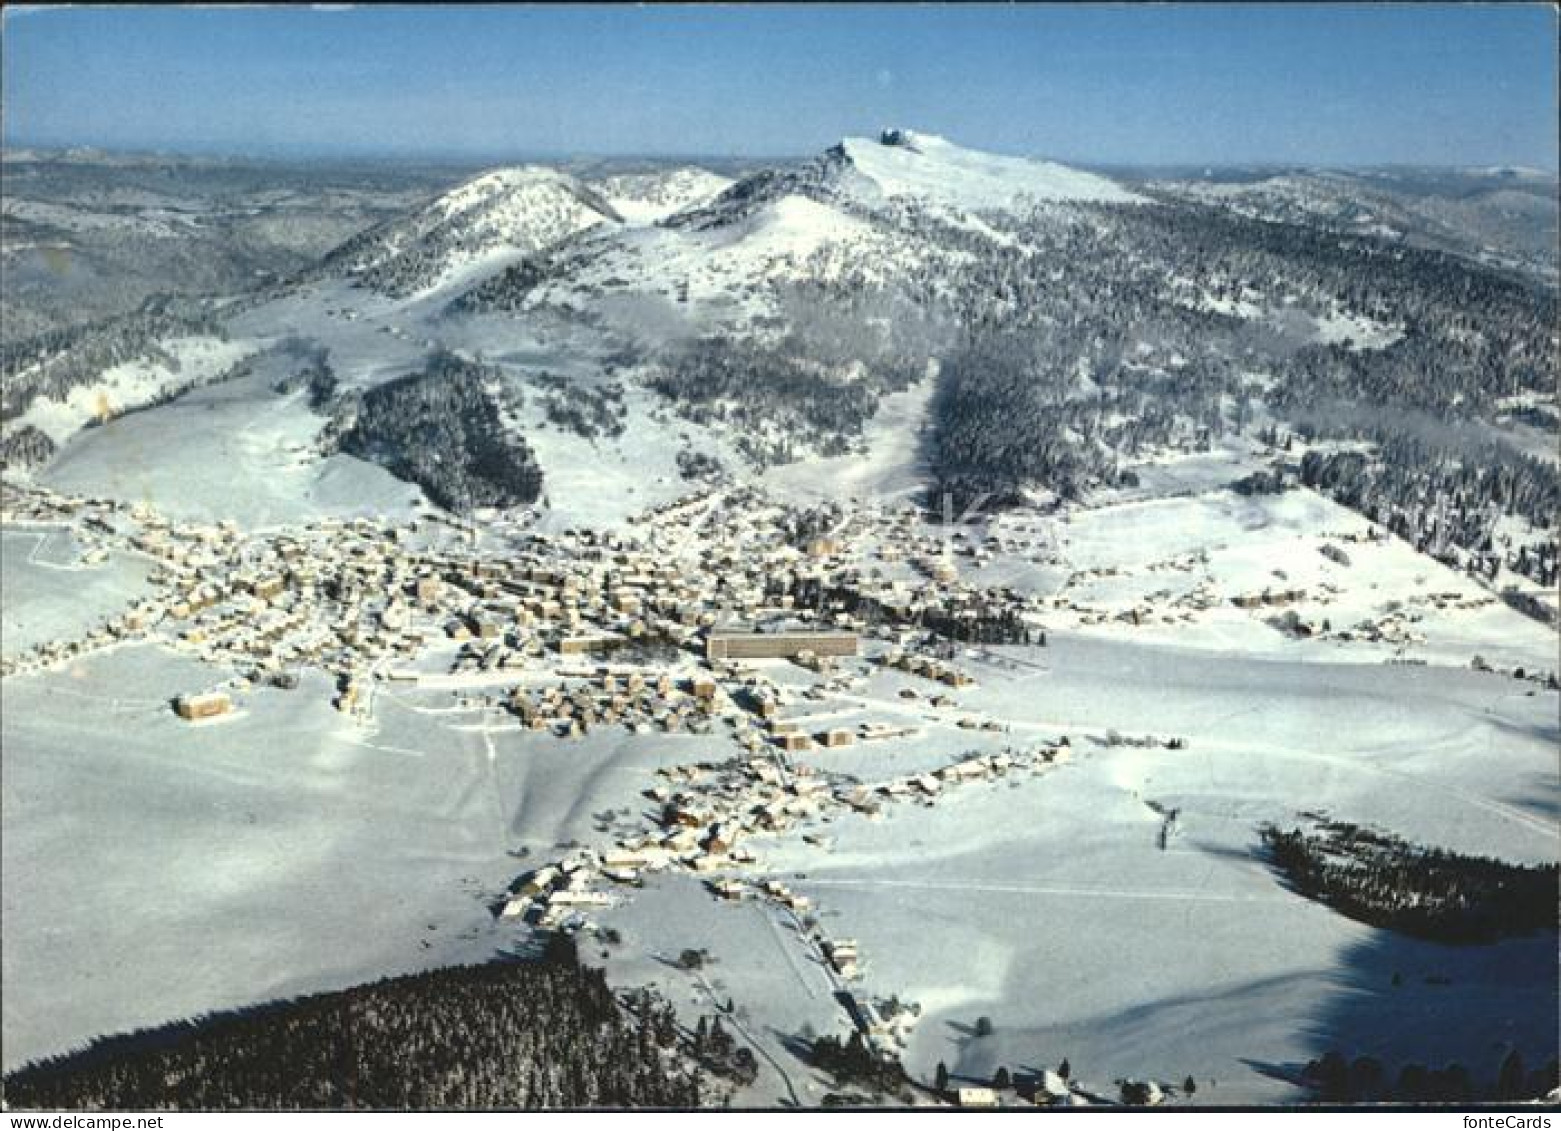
[
  {"left": 0, "top": 296, "right": 228, "bottom": 422},
  {"left": 324, "top": 350, "right": 544, "bottom": 513},
  {"left": 3, "top": 944, "right": 727, "bottom": 1110}
]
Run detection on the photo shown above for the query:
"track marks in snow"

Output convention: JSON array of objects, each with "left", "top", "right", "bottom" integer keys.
[{"left": 801, "top": 876, "right": 1294, "bottom": 905}]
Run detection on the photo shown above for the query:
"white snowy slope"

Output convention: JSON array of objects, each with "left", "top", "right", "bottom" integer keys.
[
  {"left": 511, "top": 191, "right": 895, "bottom": 323},
  {"left": 9, "top": 336, "right": 264, "bottom": 447},
  {"left": 39, "top": 341, "right": 426, "bottom": 528},
  {"left": 594, "top": 168, "right": 735, "bottom": 224},
  {"left": 833, "top": 129, "right": 1146, "bottom": 210},
  {"left": 1, "top": 529, "right": 153, "bottom": 657}
]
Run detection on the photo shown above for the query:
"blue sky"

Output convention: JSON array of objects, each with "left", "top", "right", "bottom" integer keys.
[{"left": 3, "top": 4, "right": 1556, "bottom": 168}]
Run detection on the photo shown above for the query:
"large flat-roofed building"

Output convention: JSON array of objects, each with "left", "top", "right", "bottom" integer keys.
[{"left": 705, "top": 629, "right": 858, "bottom": 661}]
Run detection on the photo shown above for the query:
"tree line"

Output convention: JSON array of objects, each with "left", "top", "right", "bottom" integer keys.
[{"left": 1258, "top": 818, "right": 1558, "bottom": 944}]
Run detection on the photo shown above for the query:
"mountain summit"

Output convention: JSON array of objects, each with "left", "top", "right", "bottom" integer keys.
[
  {"left": 320, "top": 166, "right": 622, "bottom": 297},
  {"left": 832, "top": 128, "right": 1144, "bottom": 209}
]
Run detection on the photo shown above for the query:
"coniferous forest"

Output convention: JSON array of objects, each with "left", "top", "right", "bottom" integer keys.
[
  {"left": 1258, "top": 818, "right": 1559, "bottom": 943},
  {"left": 323, "top": 349, "right": 544, "bottom": 513},
  {"left": 2, "top": 944, "right": 727, "bottom": 1111}
]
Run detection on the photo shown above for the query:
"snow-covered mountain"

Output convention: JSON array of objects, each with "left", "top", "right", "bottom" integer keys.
[
  {"left": 458, "top": 129, "right": 1147, "bottom": 325},
  {"left": 832, "top": 128, "right": 1143, "bottom": 210},
  {"left": 319, "top": 167, "right": 624, "bottom": 297},
  {"left": 310, "top": 165, "right": 746, "bottom": 299},
  {"left": 1155, "top": 167, "right": 1559, "bottom": 281},
  {"left": 11, "top": 128, "right": 1552, "bottom": 583}
]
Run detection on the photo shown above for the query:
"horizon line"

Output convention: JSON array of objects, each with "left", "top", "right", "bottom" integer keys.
[{"left": 4, "top": 140, "right": 1556, "bottom": 177}]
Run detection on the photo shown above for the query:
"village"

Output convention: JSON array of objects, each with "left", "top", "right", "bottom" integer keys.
[
  {"left": 0, "top": 477, "right": 1161, "bottom": 1100},
  {"left": 4, "top": 472, "right": 1530, "bottom": 699},
  {"left": 0, "top": 478, "right": 1041, "bottom": 709},
  {"left": 2, "top": 472, "right": 1549, "bottom": 1106}
]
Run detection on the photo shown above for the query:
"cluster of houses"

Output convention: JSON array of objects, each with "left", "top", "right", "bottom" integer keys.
[
  {"left": 949, "top": 1069, "right": 1097, "bottom": 1109},
  {"left": 3, "top": 482, "right": 1223, "bottom": 1104},
  {"left": 875, "top": 646, "right": 974, "bottom": 688},
  {"left": 2, "top": 479, "right": 1053, "bottom": 751},
  {"left": 1229, "top": 587, "right": 1310, "bottom": 610},
  {"left": 1335, "top": 609, "right": 1428, "bottom": 648},
  {"left": 494, "top": 732, "right": 1074, "bottom": 1051},
  {"left": 1045, "top": 560, "right": 1224, "bottom": 629},
  {"left": 507, "top": 669, "right": 719, "bottom": 737}
]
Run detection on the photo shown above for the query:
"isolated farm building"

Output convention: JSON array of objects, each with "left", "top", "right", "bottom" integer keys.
[
  {"left": 955, "top": 1087, "right": 1000, "bottom": 1108},
  {"left": 705, "top": 629, "right": 858, "bottom": 661},
  {"left": 1023, "top": 1069, "right": 1072, "bottom": 1105},
  {"left": 173, "top": 691, "right": 232, "bottom": 721},
  {"left": 823, "top": 938, "right": 860, "bottom": 977}
]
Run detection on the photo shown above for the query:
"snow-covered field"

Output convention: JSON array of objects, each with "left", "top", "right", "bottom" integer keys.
[
  {"left": 0, "top": 642, "right": 731, "bottom": 1069},
  {"left": 1, "top": 529, "right": 152, "bottom": 656},
  {"left": 41, "top": 350, "right": 422, "bottom": 529},
  {"left": 14, "top": 336, "right": 263, "bottom": 445},
  {"left": 1, "top": 648, "right": 504, "bottom": 1068},
  {"left": 1022, "top": 481, "right": 1558, "bottom": 673},
  {"left": 601, "top": 636, "right": 1557, "bottom": 1104}
]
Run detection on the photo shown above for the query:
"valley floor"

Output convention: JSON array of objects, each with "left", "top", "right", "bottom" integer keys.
[
  {"left": 2, "top": 508, "right": 1554, "bottom": 1102},
  {"left": 2, "top": 327, "right": 1555, "bottom": 1102}
]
